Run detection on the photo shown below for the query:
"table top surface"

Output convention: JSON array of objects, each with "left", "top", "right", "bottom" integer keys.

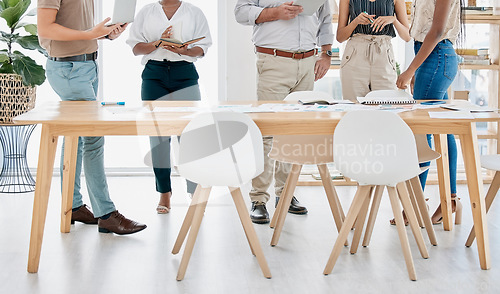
[{"left": 13, "top": 101, "right": 500, "bottom": 136}]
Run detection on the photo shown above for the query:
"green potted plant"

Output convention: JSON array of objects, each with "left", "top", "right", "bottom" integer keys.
[{"left": 0, "top": 0, "right": 46, "bottom": 123}]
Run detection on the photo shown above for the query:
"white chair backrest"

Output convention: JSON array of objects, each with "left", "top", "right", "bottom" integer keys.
[
  {"left": 365, "top": 89, "right": 412, "bottom": 98},
  {"left": 414, "top": 134, "right": 440, "bottom": 163},
  {"left": 269, "top": 91, "right": 334, "bottom": 164},
  {"left": 177, "top": 111, "right": 264, "bottom": 187},
  {"left": 480, "top": 154, "right": 500, "bottom": 171},
  {"left": 333, "top": 110, "right": 421, "bottom": 186},
  {"left": 284, "top": 90, "right": 332, "bottom": 102}
]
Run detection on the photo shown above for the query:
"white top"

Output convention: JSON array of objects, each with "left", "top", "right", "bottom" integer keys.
[
  {"left": 127, "top": 1, "right": 212, "bottom": 64},
  {"left": 410, "top": 0, "right": 460, "bottom": 44},
  {"left": 234, "top": 0, "right": 333, "bottom": 52}
]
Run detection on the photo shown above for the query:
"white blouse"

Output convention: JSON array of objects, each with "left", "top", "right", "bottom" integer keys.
[
  {"left": 410, "top": 0, "right": 460, "bottom": 44},
  {"left": 127, "top": 1, "right": 212, "bottom": 64}
]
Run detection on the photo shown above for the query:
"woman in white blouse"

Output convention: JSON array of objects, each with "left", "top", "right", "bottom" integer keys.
[{"left": 127, "top": 0, "right": 212, "bottom": 214}]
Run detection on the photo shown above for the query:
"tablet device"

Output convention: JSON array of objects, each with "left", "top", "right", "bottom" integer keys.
[
  {"left": 421, "top": 100, "right": 446, "bottom": 105},
  {"left": 293, "top": 0, "right": 327, "bottom": 16},
  {"left": 110, "top": 0, "right": 137, "bottom": 25}
]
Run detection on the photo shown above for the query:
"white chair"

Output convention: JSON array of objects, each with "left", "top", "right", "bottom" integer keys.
[
  {"left": 360, "top": 134, "right": 438, "bottom": 248},
  {"left": 171, "top": 111, "right": 271, "bottom": 280},
  {"left": 465, "top": 154, "right": 500, "bottom": 247},
  {"left": 269, "top": 91, "right": 346, "bottom": 247},
  {"left": 323, "top": 110, "right": 429, "bottom": 281}
]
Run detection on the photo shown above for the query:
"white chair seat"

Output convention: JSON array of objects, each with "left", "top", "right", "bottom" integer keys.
[{"left": 481, "top": 154, "right": 500, "bottom": 171}]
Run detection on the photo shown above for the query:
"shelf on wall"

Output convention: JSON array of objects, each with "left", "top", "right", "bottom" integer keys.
[{"left": 459, "top": 64, "right": 500, "bottom": 70}]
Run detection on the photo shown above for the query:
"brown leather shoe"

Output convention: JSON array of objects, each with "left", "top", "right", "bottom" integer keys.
[
  {"left": 71, "top": 204, "right": 98, "bottom": 225},
  {"left": 98, "top": 211, "right": 147, "bottom": 235}
]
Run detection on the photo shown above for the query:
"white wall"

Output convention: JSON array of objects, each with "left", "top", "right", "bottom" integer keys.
[{"left": 222, "top": 0, "right": 257, "bottom": 101}]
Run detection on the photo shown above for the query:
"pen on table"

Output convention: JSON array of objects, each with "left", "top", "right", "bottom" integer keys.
[
  {"left": 363, "top": 11, "right": 374, "bottom": 23},
  {"left": 101, "top": 101, "right": 125, "bottom": 106}
]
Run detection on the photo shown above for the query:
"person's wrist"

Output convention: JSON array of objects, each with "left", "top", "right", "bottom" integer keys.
[{"left": 154, "top": 40, "right": 162, "bottom": 48}]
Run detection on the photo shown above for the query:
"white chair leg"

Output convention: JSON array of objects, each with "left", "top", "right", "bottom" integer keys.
[
  {"left": 172, "top": 185, "right": 202, "bottom": 254},
  {"left": 362, "top": 185, "right": 384, "bottom": 247},
  {"left": 387, "top": 186, "right": 417, "bottom": 281},
  {"left": 466, "top": 170, "right": 500, "bottom": 247},
  {"left": 397, "top": 183, "right": 429, "bottom": 259},
  {"left": 406, "top": 180, "right": 424, "bottom": 228},
  {"left": 271, "top": 164, "right": 302, "bottom": 246},
  {"left": 409, "top": 177, "right": 438, "bottom": 246},
  {"left": 176, "top": 186, "right": 211, "bottom": 281},
  {"left": 228, "top": 187, "right": 255, "bottom": 256},
  {"left": 230, "top": 187, "right": 272, "bottom": 278},
  {"left": 350, "top": 186, "right": 373, "bottom": 254},
  {"left": 317, "top": 164, "right": 348, "bottom": 246},
  {"left": 324, "top": 186, "right": 371, "bottom": 275}
]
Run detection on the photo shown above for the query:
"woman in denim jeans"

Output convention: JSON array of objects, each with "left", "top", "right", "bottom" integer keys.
[{"left": 396, "top": 0, "right": 464, "bottom": 224}]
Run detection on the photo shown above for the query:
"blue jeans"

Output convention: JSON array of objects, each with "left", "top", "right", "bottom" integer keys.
[
  {"left": 413, "top": 40, "right": 458, "bottom": 194},
  {"left": 45, "top": 59, "right": 116, "bottom": 217}
]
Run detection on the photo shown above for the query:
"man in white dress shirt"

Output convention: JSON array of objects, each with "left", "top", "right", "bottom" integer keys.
[{"left": 234, "top": 0, "right": 334, "bottom": 224}]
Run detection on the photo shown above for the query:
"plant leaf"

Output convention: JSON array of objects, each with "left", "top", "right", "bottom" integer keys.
[
  {"left": 25, "top": 6, "right": 35, "bottom": 16},
  {"left": 16, "top": 35, "right": 42, "bottom": 50},
  {"left": 0, "top": 61, "right": 14, "bottom": 74},
  {"left": 0, "top": 52, "right": 8, "bottom": 62},
  {"left": 0, "top": 31, "right": 13, "bottom": 43},
  {"left": 22, "top": 23, "right": 36, "bottom": 34},
  {"left": 11, "top": 51, "right": 45, "bottom": 86},
  {"left": 0, "top": 0, "right": 30, "bottom": 28}
]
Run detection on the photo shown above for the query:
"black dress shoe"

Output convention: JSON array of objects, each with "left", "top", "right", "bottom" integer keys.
[
  {"left": 71, "top": 204, "right": 98, "bottom": 225},
  {"left": 276, "top": 196, "right": 308, "bottom": 215},
  {"left": 98, "top": 211, "right": 147, "bottom": 235},
  {"left": 250, "top": 202, "right": 270, "bottom": 224}
]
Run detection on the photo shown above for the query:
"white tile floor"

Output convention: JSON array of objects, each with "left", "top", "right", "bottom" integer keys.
[{"left": 1, "top": 175, "right": 499, "bottom": 294}]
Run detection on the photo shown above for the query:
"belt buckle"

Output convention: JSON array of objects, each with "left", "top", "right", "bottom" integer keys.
[
  {"left": 292, "top": 52, "right": 296, "bottom": 59},
  {"left": 273, "top": 49, "right": 277, "bottom": 57}
]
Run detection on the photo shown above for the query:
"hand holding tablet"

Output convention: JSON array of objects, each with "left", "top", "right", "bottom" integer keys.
[{"left": 293, "top": 0, "right": 327, "bottom": 16}]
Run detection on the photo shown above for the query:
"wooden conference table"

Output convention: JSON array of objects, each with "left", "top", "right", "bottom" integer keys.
[{"left": 14, "top": 100, "right": 498, "bottom": 273}]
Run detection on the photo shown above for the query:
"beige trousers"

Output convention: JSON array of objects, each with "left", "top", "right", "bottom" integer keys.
[
  {"left": 250, "top": 52, "right": 316, "bottom": 203},
  {"left": 340, "top": 34, "right": 397, "bottom": 102}
]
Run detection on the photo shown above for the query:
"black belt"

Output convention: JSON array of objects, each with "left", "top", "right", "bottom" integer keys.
[{"left": 48, "top": 52, "right": 98, "bottom": 62}]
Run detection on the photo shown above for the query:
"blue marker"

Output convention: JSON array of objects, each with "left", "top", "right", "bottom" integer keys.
[
  {"left": 363, "top": 11, "right": 374, "bottom": 23},
  {"left": 101, "top": 101, "right": 125, "bottom": 106}
]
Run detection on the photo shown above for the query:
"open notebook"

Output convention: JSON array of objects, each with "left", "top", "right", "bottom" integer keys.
[{"left": 357, "top": 90, "right": 415, "bottom": 105}]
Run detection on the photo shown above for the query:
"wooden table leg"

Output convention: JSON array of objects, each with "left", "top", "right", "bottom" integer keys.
[
  {"left": 28, "top": 125, "right": 58, "bottom": 273},
  {"left": 434, "top": 134, "right": 452, "bottom": 231},
  {"left": 460, "top": 124, "right": 490, "bottom": 270},
  {"left": 60, "top": 136, "right": 78, "bottom": 233}
]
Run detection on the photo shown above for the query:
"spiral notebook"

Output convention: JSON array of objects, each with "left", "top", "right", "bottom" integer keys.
[{"left": 357, "top": 94, "right": 415, "bottom": 105}]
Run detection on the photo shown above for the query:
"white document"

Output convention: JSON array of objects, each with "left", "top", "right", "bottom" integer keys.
[
  {"left": 440, "top": 100, "right": 496, "bottom": 112},
  {"left": 428, "top": 111, "right": 475, "bottom": 119},
  {"left": 111, "top": 0, "right": 137, "bottom": 24},
  {"left": 294, "top": 0, "right": 327, "bottom": 15}
]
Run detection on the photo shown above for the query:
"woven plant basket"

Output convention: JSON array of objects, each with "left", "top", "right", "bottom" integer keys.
[{"left": 0, "top": 74, "right": 36, "bottom": 124}]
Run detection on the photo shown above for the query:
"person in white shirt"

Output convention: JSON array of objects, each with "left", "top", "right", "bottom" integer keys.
[
  {"left": 127, "top": 0, "right": 212, "bottom": 214},
  {"left": 235, "top": 0, "right": 333, "bottom": 224}
]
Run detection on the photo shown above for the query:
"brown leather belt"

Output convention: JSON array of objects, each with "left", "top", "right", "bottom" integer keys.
[{"left": 255, "top": 46, "right": 317, "bottom": 59}]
